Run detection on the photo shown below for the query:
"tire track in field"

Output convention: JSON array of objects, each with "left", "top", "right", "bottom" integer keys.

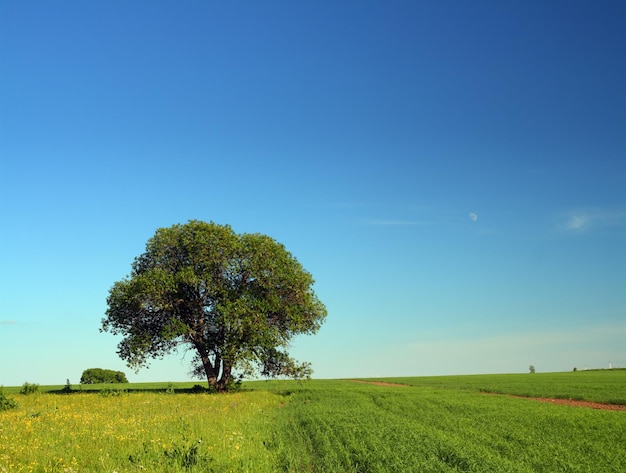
[
  {"left": 347, "top": 380, "right": 625, "bottom": 411},
  {"left": 483, "top": 392, "right": 626, "bottom": 412},
  {"left": 345, "top": 379, "right": 409, "bottom": 388},
  {"left": 508, "top": 395, "right": 626, "bottom": 412}
]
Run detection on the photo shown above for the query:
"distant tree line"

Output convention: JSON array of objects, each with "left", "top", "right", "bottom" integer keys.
[{"left": 80, "top": 368, "right": 128, "bottom": 384}]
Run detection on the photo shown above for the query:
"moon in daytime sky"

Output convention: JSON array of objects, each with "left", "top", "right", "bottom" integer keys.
[{"left": 469, "top": 212, "right": 478, "bottom": 222}]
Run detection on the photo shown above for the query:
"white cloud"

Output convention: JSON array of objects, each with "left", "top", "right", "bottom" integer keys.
[
  {"left": 468, "top": 212, "right": 478, "bottom": 222},
  {"left": 563, "top": 208, "right": 626, "bottom": 232},
  {"left": 566, "top": 214, "right": 588, "bottom": 231}
]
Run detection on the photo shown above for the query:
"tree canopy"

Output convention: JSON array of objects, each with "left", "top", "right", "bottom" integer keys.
[
  {"left": 101, "top": 220, "right": 327, "bottom": 391},
  {"left": 80, "top": 368, "right": 128, "bottom": 384}
]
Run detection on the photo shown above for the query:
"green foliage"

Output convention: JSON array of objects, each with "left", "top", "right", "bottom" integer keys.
[
  {"left": 101, "top": 220, "right": 327, "bottom": 391},
  {"left": 80, "top": 368, "right": 128, "bottom": 384},
  {"left": 0, "top": 387, "right": 18, "bottom": 411},
  {"left": 20, "top": 382, "right": 40, "bottom": 395},
  {"left": 190, "top": 384, "right": 208, "bottom": 393}
]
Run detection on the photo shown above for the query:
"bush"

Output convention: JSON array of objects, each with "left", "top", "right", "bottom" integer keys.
[
  {"left": 80, "top": 368, "right": 128, "bottom": 384},
  {"left": 20, "top": 382, "right": 40, "bottom": 395},
  {"left": 0, "top": 388, "right": 18, "bottom": 411},
  {"left": 61, "top": 378, "right": 73, "bottom": 394},
  {"left": 190, "top": 384, "right": 208, "bottom": 393}
]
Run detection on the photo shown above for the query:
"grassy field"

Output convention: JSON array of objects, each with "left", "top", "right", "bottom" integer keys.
[
  {"left": 0, "top": 388, "right": 281, "bottom": 472},
  {"left": 368, "top": 369, "right": 626, "bottom": 405},
  {"left": 1, "top": 371, "right": 625, "bottom": 472}
]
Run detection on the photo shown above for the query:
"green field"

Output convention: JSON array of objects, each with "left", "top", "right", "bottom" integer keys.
[
  {"left": 1, "top": 371, "right": 625, "bottom": 472},
  {"left": 370, "top": 369, "right": 626, "bottom": 404}
]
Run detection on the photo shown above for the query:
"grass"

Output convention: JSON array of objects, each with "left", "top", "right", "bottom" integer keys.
[
  {"left": 367, "top": 369, "right": 626, "bottom": 405},
  {"left": 1, "top": 371, "right": 625, "bottom": 472},
  {"left": 0, "top": 389, "right": 281, "bottom": 472},
  {"left": 262, "top": 380, "right": 625, "bottom": 472},
  {"left": 1, "top": 381, "right": 215, "bottom": 395}
]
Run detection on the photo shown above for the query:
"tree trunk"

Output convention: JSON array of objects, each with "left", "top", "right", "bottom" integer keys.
[
  {"left": 196, "top": 344, "right": 220, "bottom": 391},
  {"left": 204, "top": 363, "right": 219, "bottom": 390},
  {"left": 217, "top": 362, "right": 232, "bottom": 392}
]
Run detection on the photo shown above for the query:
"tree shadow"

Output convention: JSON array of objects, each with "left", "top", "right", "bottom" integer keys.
[{"left": 45, "top": 384, "right": 221, "bottom": 395}]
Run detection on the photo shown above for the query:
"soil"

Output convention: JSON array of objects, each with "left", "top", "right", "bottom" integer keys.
[
  {"left": 347, "top": 379, "right": 409, "bottom": 388},
  {"left": 347, "top": 380, "right": 625, "bottom": 412},
  {"left": 506, "top": 395, "right": 626, "bottom": 412}
]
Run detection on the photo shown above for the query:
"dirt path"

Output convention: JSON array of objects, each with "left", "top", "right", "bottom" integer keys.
[
  {"left": 481, "top": 392, "right": 626, "bottom": 412},
  {"left": 346, "top": 379, "right": 409, "bottom": 388},
  {"left": 347, "top": 380, "right": 625, "bottom": 411},
  {"left": 507, "top": 395, "right": 626, "bottom": 412}
]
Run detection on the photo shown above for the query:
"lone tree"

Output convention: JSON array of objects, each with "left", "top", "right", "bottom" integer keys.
[{"left": 101, "top": 220, "right": 327, "bottom": 391}]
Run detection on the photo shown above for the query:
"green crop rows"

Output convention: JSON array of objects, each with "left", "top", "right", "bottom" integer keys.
[
  {"left": 264, "top": 379, "right": 625, "bottom": 472},
  {"left": 371, "top": 369, "right": 626, "bottom": 405},
  {"left": 1, "top": 371, "right": 624, "bottom": 472}
]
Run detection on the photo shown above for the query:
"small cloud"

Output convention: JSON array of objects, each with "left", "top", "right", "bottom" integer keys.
[
  {"left": 563, "top": 208, "right": 626, "bottom": 232},
  {"left": 0, "top": 320, "right": 18, "bottom": 325},
  {"left": 567, "top": 214, "right": 587, "bottom": 231},
  {"left": 468, "top": 212, "right": 478, "bottom": 222}
]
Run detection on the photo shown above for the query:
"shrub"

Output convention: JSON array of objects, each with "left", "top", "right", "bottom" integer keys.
[
  {"left": 20, "top": 382, "right": 40, "bottom": 395},
  {"left": 80, "top": 368, "right": 128, "bottom": 384},
  {"left": 0, "top": 388, "right": 18, "bottom": 411},
  {"left": 61, "top": 378, "right": 73, "bottom": 394},
  {"left": 190, "top": 384, "right": 207, "bottom": 393}
]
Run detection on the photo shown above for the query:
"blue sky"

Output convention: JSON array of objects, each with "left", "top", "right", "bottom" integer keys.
[{"left": 1, "top": 1, "right": 624, "bottom": 386}]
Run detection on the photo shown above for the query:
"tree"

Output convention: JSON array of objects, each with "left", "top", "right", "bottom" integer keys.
[
  {"left": 80, "top": 368, "right": 128, "bottom": 384},
  {"left": 101, "top": 220, "right": 327, "bottom": 392}
]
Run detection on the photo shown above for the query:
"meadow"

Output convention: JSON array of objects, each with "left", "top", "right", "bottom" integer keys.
[{"left": 1, "top": 371, "right": 624, "bottom": 472}]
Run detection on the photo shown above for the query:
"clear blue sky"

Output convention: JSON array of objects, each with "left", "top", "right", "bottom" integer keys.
[{"left": 1, "top": 1, "right": 624, "bottom": 386}]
